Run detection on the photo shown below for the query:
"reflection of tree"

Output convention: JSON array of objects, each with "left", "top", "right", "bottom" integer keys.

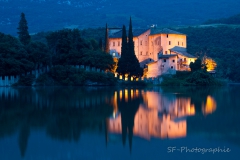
[
  {"left": 18, "top": 124, "right": 30, "bottom": 158},
  {"left": 46, "top": 112, "right": 82, "bottom": 142},
  {"left": 117, "top": 89, "right": 143, "bottom": 153},
  {"left": 0, "top": 87, "right": 114, "bottom": 158}
]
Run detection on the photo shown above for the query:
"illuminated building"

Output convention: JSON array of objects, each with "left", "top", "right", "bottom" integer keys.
[{"left": 108, "top": 27, "right": 197, "bottom": 78}]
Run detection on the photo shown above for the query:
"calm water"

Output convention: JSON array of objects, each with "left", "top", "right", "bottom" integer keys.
[{"left": 0, "top": 86, "right": 239, "bottom": 160}]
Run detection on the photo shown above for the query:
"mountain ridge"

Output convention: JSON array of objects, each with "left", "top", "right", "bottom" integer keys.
[{"left": 1, "top": 0, "right": 240, "bottom": 35}]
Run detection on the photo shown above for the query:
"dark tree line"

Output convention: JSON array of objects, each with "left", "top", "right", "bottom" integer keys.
[
  {"left": 0, "top": 12, "right": 114, "bottom": 77},
  {"left": 204, "top": 13, "right": 240, "bottom": 25},
  {"left": 46, "top": 28, "right": 114, "bottom": 70}
]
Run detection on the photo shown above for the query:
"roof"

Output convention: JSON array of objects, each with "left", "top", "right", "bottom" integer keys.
[
  {"left": 109, "top": 28, "right": 149, "bottom": 38},
  {"left": 169, "top": 46, "right": 196, "bottom": 58},
  {"left": 150, "top": 28, "right": 185, "bottom": 35},
  {"left": 158, "top": 53, "right": 178, "bottom": 59},
  {"left": 146, "top": 61, "right": 157, "bottom": 65}
]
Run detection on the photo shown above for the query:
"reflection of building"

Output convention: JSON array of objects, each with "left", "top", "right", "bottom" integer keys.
[
  {"left": 108, "top": 90, "right": 196, "bottom": 140},
  {"left": 107, "top": 89, "right": 217, "bottom": 142}
]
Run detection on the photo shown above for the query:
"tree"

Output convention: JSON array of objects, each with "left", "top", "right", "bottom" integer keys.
[
  {"left": 0, "top": 32, "right": 34, "bottom": 76},
  {"left": 127, "top": 17, "right": 143, "bottom": 79},
  {"left": 203, "top": 57, "right": 217, "bottom": 71},
  {"left": 17, "top": 13, "right": 31, "bottom": 46},
  {"left": 99, "top": 38, "right": 103, "bottom": 51},
  {"left": 190, "top": 58, "right": 205, "bottom": 72},
  {"left": 116, "top": 18, "right": 143, "bottom": 79},
  {"left": 116, "top": 25, "right": 128, "bottom": 78},
  {"left": 104, "top": 23, "right": 110, "bottom": 53},
  {"left": 46, "top": 29, "right": 89, "bottom": 65},
  {"left": 26, "top": 41, "right": 51, "bottom": 69}
]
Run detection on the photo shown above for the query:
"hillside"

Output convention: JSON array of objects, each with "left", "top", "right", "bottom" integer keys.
[
  {"left": 174, "top": 26, "right": 240, "bottom": 81},
  {"left": 204, "top": 13, "right": 240, "bottom": 25},
  {"left": 1, "top": 0, "right": 240, "bottom": 35}
]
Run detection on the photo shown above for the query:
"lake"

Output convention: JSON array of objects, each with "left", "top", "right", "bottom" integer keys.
[{"left": 0, "top": 86, "right": 239, "bottom": 160}]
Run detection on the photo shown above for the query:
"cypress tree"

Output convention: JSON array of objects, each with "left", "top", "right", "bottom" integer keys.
[
  {"left": 121, "top": 25, "right": 128, "bottom": 59},
  {"left": 127, "top": 17, "right": 143, "bottom": 79},
  {"left": 116, "top": 25, "right": 128, "bottom": 78},
  {"left": 17, "top": 12, "right": 31, "bottom": 45},
  {"left": 104, "top": 23, "right": 110, "bottom": 53},
  {"left": 128, "top": 17, "right": 134, "bottom": 58}
]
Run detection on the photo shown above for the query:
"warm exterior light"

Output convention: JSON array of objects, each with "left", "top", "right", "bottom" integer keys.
[
  {"left": 190, "top": 104, "right": 195, "bottom": 115},
  {"left": 202, "top": 96, "right": 217, "bottom": 115},
  {"left": 204, "top": 57, "right": 217, "bottom": 71},
  {"left": 120, "top": 90, "right": 122, "bottom": 101},
  {"left": 124, "top": 89, "right": 128, "bottom": 102}
]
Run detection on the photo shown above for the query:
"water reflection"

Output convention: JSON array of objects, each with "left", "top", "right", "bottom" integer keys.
[
  {"left": 0, "top": 87, "right": 115, "bottom": 158},
  {"left": 0, "top": 86, "right": 235, "bottom": 159},
  {"left": 107, "top": 87, "right": 217, "bottom": 150}
]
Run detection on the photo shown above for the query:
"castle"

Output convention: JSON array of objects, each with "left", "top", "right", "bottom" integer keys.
[{"left": 108, "top": 27, "right": 197, "bottom": 78}]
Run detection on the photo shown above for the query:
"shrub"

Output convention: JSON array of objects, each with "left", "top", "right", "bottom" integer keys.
[
  {"left": 49, "top": 65, "right": 85, "bottom": 86},
  {"left": 47, "top": 65, "right": 116, "bottom": 86},
  {"left": 186, "top": 70, "right": 218, "bottom": 86},
  {"left": 17, "top": 74, "right": 36, "bottom": 86}
]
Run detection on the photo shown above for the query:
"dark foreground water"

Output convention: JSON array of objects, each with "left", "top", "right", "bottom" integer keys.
[{"left": 0, "top": 86, "right": 239, "bottom": 160}]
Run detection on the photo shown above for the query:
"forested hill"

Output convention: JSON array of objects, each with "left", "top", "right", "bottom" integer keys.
[
  {"left": 174, "top": 26, "right": 240, "bottom": 81},
  {"left": 1, "top": 0, "right": 240, "bottom": 35},
  {"left": 204, "top": 13, "right": 240, "bottom": 25}
]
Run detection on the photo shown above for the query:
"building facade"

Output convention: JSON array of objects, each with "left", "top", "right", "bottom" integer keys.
[{"left": 108, "top": 28, "right": 197, "bottom": 78}]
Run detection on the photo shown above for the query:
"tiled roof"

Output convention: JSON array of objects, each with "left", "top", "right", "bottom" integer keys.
[
  {"left": 109, "top": 28, "right": 149, "bottom": 38},
  {"left": 169, "top": 46, "right": 196, "bottom": 58},
  {"left": 150, "top": 28, "right": 185, "bottom": 35}
]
